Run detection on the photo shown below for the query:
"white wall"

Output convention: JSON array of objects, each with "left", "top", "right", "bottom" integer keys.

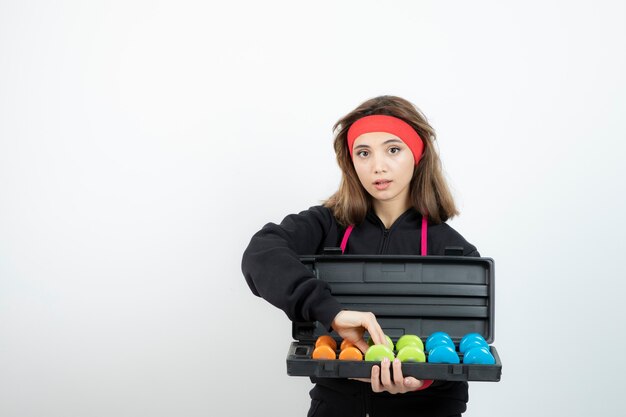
[{"left": 1, "top": 1, "right": 625, "bottom": 416}]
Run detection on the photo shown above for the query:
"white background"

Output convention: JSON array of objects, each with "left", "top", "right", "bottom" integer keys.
[{"left": 1, "top": 1, "right": 625, "bottom": 416}]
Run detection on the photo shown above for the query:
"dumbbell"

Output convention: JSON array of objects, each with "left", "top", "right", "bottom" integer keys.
[
  {"left": 459, "top": 333, "right": 495, "bottom": 365},
  {"left": 341, "top": 339, "right": 355, "bottom": 351},
  {"left": 367, "top": 334, "right": 394, "bottom": 351},
  {"left": 312, "top": 335, "right": 364, "bottom": 360},
  {"left": 425, "top": 332, "right": 455, "bottom": 352},
  {"left": 394, "top": 334, "right": 426, "bottom": 363},
  {"left": 426, "top": 332, "right": 460, "bottom": 364},
  {"left": 312, "top": 335, "right": 337, "bottom": 360},
  {"left": 339, "top": 346, "right": 363, "bottom": 360},
  {"left": 459, "top": 333, "right": 489, "bottom": 353},
  {"left": 364, "top": 343, "right": 395, "bottom": 362},
  {"left": 396, "top": 334, "right": 424, "bottom": 352},
  {"left": 338, "top": 338, "right": 363, "bottom": 361},
  {"left": 463, "top": 346, "right": 496, "bottom": 365},
  {"left": 364, "top": 333, "right": 395, "bottom": 361}
]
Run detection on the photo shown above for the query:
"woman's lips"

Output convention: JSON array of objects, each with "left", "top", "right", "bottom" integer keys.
[{"left": 374, "top": 180, "right": 392, "bottom": 190}]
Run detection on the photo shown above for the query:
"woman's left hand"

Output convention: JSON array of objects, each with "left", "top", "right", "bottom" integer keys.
[{"left": 351, "top": 357, "right": 424, "bottom": 394}]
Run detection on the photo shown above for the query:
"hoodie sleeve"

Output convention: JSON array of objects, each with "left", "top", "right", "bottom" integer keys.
[{"left": 241, "top": 206, "right": 344, "bottom": 330}]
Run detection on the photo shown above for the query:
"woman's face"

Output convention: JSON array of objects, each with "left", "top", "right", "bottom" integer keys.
[{"left": 351, "top": 132, "right": 415, "bottom": 205}]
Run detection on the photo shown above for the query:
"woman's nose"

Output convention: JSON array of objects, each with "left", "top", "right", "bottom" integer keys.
[{"left": 373, "top": 156, "right": 388, "bottom": 173}]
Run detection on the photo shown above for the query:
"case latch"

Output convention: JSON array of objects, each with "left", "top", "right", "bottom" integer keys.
[
  {"left": 444, "top": 246, "right": 464, "bottom": 256},
  {"left": 323, "top": 247, "right": 343, "bottom": 255}
]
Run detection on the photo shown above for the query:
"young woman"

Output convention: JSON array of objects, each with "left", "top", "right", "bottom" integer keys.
[{"left": 241, "top": 95, "right": 479, "bottom": 417}]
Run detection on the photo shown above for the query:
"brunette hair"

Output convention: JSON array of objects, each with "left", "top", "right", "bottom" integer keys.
[{"left": 322, "top": 95, "right": 459, "bottom": 226}]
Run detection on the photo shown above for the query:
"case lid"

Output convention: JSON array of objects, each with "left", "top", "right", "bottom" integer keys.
[{"left": 293, "top": 255, "right": 495, "bottom": 344}]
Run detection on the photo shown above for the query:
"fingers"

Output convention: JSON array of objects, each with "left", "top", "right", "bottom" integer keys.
[
  {"left": 370, "top": 365, "right": 382, "bottom": 393},
  {"left": 392, "top": 358, "right": 423, "bottom": 390},
  {"left": 361, "top": 312, "right": 386, "bottom": 346},
  {"left": 332, "top": 311, "right": 427, "bottom": 394},
  {"left": 331, "top": 311, "right": 387, "bottom": 348},
  {"left": 404, "top": 377, "right": 424, "bottom": 390},
  {"left": 371, "top": 358, "right": 422, "bottom": 394},
  {"left": 354, "top": 338, "right": 369, "bottom": 354},
  {"left": 392, "top": 358, "right": 404, "bottom": 386},
  {"left": 379, "top": 357, "right": 392, "bottom": 388}
]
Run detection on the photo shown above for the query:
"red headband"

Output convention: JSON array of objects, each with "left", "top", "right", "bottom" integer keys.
[{"left": 347, "top": 115, "right": 424, "bottom": 165}]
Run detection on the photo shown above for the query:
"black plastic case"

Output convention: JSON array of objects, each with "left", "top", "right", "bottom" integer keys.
[{"left": 286, "top": 254, "right": 502, "bottom": 382}]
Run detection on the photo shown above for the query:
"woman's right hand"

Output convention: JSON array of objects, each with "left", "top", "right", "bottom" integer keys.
[{"left": 330, "top": 310, "right": 387, "bottom": 354}]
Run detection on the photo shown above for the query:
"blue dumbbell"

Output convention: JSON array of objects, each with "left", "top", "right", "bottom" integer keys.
[
  {"left": 459, "top": 333, "right": 489, "bottom": 353},
  {"left": 463, "top": 346, "right": 495, "bottom": 365},
  {"left": 428, "top": 345, "right": 460, "bottom": 364},
  {"left": 425, "top": 332, "right": 454, "bottom": 352}
]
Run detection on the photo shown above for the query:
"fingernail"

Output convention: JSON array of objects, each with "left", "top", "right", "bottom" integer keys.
[
  {"left": 382, "top": 357, "right": 389, "bottom": 364},
  {"left": 404, "top": 378, "right": 413, "bottom": 385},
  {"left": 393, "top": 359, "right": 400, "bottom": 365}
]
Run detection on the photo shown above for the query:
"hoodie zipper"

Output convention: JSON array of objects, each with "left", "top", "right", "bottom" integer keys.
[
  {"left": 379, "top": 228, "right": 390, "bottom": 254},
  {"left": 369, "top": 208, "right": 413, "bottom": 254}
]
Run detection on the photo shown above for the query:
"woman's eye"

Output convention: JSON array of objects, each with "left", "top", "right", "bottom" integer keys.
[
  {"left": 357, "top": 150, "right": 368, "bottom": 157},
  {"left": 389, "top": 147, "right": 401, "bottom": 154}
]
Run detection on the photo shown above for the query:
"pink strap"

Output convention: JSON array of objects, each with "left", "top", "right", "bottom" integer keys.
[
  {"left": 421, "top": 216, "right": 428, "bottom": 256},
  {"left": 339, "top": 216, "right": 428, "bottom": 255},
  {"left": 340, "top": 225, "right": 354, "bottom": 254}
]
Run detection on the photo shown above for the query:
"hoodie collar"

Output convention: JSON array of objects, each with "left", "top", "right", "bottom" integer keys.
[{"left": 366, "top": 206, "right": 417, "bottom": 231}]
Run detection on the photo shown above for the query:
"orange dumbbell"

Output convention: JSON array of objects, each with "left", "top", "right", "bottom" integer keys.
[
  {"left": 312, "top": 344, "right": 336, "bottom": 360},
  {"left": 340, "top": 339, "right": 356, "bottom": 351},
  {"left": 338, "top": 346, "right": 363, "bottom": 361},
  {"left": 312, "top": 335, "right": 338, "bottom": 360},
  {"left": 315, "top": 335, "right": 337, "bottom": 350}
]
